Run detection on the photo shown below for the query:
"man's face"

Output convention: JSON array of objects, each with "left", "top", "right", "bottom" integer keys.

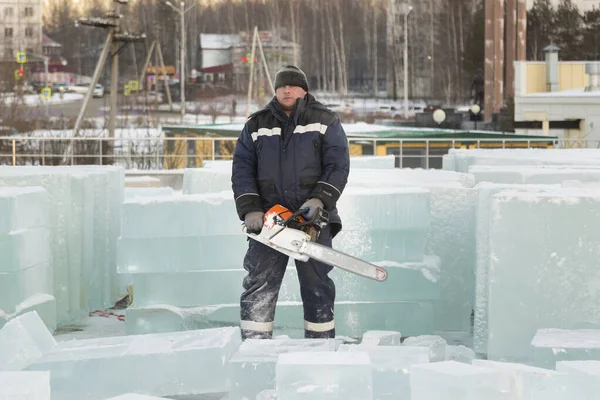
[{"left": 276, "top": 85, "right": 307, "bottom": 110}]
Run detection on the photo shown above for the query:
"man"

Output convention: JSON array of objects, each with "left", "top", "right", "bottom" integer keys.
[{"left": 231, "top": 65, "right": 350, "bottom": 340}]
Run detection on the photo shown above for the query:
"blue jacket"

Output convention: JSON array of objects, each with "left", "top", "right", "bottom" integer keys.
[{"left": 232, "top": 94, "right": 350, "bottom": 237}]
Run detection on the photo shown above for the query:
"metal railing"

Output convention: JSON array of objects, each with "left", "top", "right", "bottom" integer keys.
[{"left": 0, "top": 135, "right": 592, "bottom": 170}]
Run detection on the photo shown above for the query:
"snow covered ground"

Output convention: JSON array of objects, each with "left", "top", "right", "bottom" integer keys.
[{"left": 1, "top": 93, "right": 84, "bottom": 106}]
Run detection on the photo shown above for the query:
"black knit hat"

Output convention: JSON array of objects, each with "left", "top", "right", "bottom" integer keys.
[{"left": 274, "top": 65, "right": 309, "bottom": 92}]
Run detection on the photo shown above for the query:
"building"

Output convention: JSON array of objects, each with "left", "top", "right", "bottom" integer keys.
[
  {"left": 198, "top": 31, "right": 300, "bottom": 93},
  {"left": 514, "top": 46, "right": 600, "bottom": 146},
  {"left": 0, "top": 0, "right": 43, "bottom": 62}
]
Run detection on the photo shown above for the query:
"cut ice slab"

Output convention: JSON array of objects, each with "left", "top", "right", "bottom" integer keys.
[
  {"left": 487, "top": 190, "right": 600, "bottom": 361},
  {"left": 183, "top": 168, "right": 234, "bottom": 194},
  {"left": 333, "top": 229, "right": 427, "bottom": 263},
  {"left": 0, "top": 294, "right": 57, "bottom": 333},
  {"left": 104, "top": 394, "right": 166, "bottom": 400},
  {"left": 131, "top": 256, "right": 440, "bottom": 308},
  {"left": 0, "top": 187, "right": 49, "bottom": 235},
  {"left": 339, "top": 344, "right": 430, "bottom": 400},
  {"left": 350, "top": 155, "right": 396, "bottom": 169},
  {"left": 124, "top": 187, "right": 174, "bottom": 201},
  {"left": 120, "top": 192, "right": 240, "bottom": 238},
  {"left": 25, "top": 327, "right": 242, "bottom": 400},
  {"left": 0, "top": 311, "right": 57, "bottom": 371},
  {"left": 555, "top": 361, "right": 600, "bottom": 399},
  {"left": 473, "top": 182, "right": 559, "bottom": 356},
  {"left": 0, "top": 263, "right": 52, "bottom": 313},
  {"left": 0, "top": 371, "right": 50, "bottom": 400},
  {"left": 256, "top": 389, "right": 277, "bottom": 399},
  {"left": 445, "top": 345, "right": 476, "bottom": 364},
  {"left": 531, "top": 329, "right": 600, "bottom": 369},
  {"left": 402, "top": 335, "right": 447, "bottom": 362},
  {"left": 117, "top": 234, "right": 248, "bottom": 273},
  {"left": 469, "top": 165, "right": 600, "bottom": 185},
  {"left": 361, "top": 331, "right": 402, "bottom": 346},
  {"left": 472, "top": 360, "right": 557, "bottom": 399},
  {"left": 409, "top": 361, "right": 506, "bottom": 400},
  {"left": 0, "top": 228, "right": 51, "bottom": 272},
  {"left": 229, "top": 339, "right": 336, "bottom": 400},
  {"left": 336, "top": 187, "right": 431, "bottom": 231},
  {"left": 276, "top": 351, "right": 373, "bottom": 399},
  {"left": 125, "top": 301, "right": 435, "bottom": 338}
]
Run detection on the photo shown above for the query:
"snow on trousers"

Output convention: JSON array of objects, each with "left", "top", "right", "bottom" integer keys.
[{"left": 240, "top": 226, "right": 335, "bottom": 339}]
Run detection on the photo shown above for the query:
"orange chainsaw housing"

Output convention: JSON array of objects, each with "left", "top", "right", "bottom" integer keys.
[{"left": 264, "top": 204, "right": 318, "bottom": 241}]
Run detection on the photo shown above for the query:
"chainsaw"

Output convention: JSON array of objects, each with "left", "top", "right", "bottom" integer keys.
[{"left": 244, "top": 204, "right": 388, "bottom": 282}]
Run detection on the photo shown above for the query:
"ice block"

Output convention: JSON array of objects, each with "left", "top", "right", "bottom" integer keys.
[
  {"left": 340, "top": 344, "right": 429, "bottom": 399},
  {"left": 0, "top": 371, "right": 50, "bottom": 399},
  {"left": 0, "top": 263, "right": 52, "bottom": 314},
  {"left": 124, "top": 187, "right": 174, "bottom": 200},
  {"left": 126, "top": 301, "right": 435, "bottom": 338},
  {"left": 473, "top": 360, "right": 557, "bottom": 399},
  {"left": 0, "top": 187, "right": 49, "bottom": 234},
  {"left": 26, "top": 327, "right": 242, "bottom": 399},
  {"left": 229, "top": 338, "right": 336, "bottom": 400},
  {"left": 276, "top": 351, "right": 372, "bottom": 399},
  {"left": 0, "top": 311, "right": 57, "bottom": 371},
  {"left": 402, "top": 335, "right": 447, "bottom": 362},
  {"left": 0, "top": 228, "right": 51, "bottom": 272},
  {"left": 409, "top": 361, "right": 505, "bottom": 400},
  {"left": 473, "top": 183, "right": 559, "bottom": 355},
  {"left": 361, "top": 331, "right": 402, "bottom": 346},
  {"left": 120, "top": 192, "right": 239, "bottom": 238},
  {"left": 445, "top": 345, "right": 475, "bottom": 364},
  {"left": 487, "top": 190, "right": 600, "bottom": 361},
  {"left": 531, "top": 329, "right": 600, "bottom": 369}
]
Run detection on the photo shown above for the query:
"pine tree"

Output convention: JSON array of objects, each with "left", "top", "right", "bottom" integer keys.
[
  {"left": 554, "top": 0, "right": 584, "bottom": 60},
  {"left": 527, "top": 0, "right": 556, "bottom": 61},
  {"left": 582, "top": 7, "right": 600, "bottom": 60}
]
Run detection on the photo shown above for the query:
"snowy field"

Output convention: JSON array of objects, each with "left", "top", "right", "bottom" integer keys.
[{"left": 2, "top": 148, "right": 600, "bottom": 398}]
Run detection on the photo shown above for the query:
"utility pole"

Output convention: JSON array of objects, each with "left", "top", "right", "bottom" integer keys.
[
  {"left": 72, "top": 0, "right": 145, "bottom": 164},
  {"left": 165, "top": 1, "right": 197, "bottom": 122}
]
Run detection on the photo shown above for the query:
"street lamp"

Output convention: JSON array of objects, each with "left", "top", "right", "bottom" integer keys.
[
  {"left": 165, "top": 1, "right": 196, "bottom": 121},
  {"left": 471, "top": 103, "right": 481, "bottom": 130},
  {"left": 398, "top": 3, "right": 413, "bottom": 120}
]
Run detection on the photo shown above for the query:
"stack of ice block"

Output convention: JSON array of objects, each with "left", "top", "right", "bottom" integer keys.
[
  {"left": 0, "top": 371, "right": 50, "bottom": 399},
  {"left": 347, "top": 168, "right": 477, "bottom": 335},
  {"left": 487, "top": 189, "right": 600, "bottom": 361},
  {"left": 473, "top": 183, "right": 560, "bottom": 356},
  {"left": 0, "top": 166, "right": 124, "bottom": 326},
  {"left": 118, "top": 191, "right": 243, "bottom": 274},
  {"left": 443, "top": 148, "right": 600, "bottom": 173},
  {"left": 531, "top": 329, "right": 600, "bottom": 369},
  {"left": 469, "top": 165, "right": 600, "bottom": 185},
  {"left": 0, "top": 187, "right": 54, "bottom": 331},
  {"left": 228, "top": 338, "right": 337, "bottom": 400},
  {"left": 125, "top": 175, "right": 441, "bottom": 337}
]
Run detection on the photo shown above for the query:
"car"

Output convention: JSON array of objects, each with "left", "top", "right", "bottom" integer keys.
[
  {"left": 324, "top": 103, "right": 353, "bottom": 114},
  {"left": 52, "top": 82, "right": 70, "bottom": 93},
  {"left": 69, "top": 83, "right": 91, "bottom": 95},
  {"left": 93, "top": 84, "right": 104, "bottom": 98}
]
